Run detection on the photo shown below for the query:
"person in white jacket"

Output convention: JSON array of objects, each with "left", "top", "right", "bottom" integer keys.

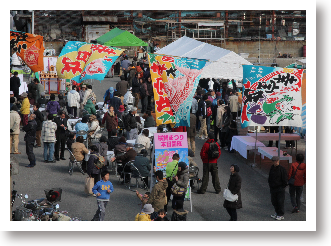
[
  {"left": 67, "top": 85, "right": 80, "bottom": 118},
  {"left": 10, "top": 105, "right": 21, "bottom": 154}
]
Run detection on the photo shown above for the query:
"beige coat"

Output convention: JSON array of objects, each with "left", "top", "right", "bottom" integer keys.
[
  {"left": 229, "top": 95, "right": 239, "bottom": 112},
  {"left": 71, "top": 142, "right": 89, "bottom": 162},
  {"left": 216, "top": 105, "right": 226, "bottom": 128},
  {"left": 10, "top": 110, "right": 21, "bottom": 135}
]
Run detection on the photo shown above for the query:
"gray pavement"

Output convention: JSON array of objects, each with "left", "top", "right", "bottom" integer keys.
[{"left": 10, "top": 76, "right": 306, "bottom": 221}]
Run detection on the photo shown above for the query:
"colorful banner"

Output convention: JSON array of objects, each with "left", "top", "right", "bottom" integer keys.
[
  {"left": 241, "top": 65, "right": 304, "bottom": 128},
  {"left": 148, "top": 53, "right": 207, "bottom": 127},
  {"left": 56, "top": 41, "right": 123, "bottom": 83},
  {"left": 154, "top": 132, "right": 190, "bottom": 199},
  {"left": 10, "top": 31, "right": 45, "bottom": 72}
]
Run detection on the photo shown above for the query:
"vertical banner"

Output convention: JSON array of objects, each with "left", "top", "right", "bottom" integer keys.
[
  {"left": 10, "top": 31, "right": 45, "bottom": 72},
  {"left": 241, "top": 65, "right": 304, "bottom": 128},
  {"left": 154, "top": 132, "right": 190, "bottom": 199},
  {"left": 148, "top": 53, "right": 207, "bottom": 127}
]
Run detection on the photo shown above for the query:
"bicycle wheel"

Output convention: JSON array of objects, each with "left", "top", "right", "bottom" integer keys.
[{"left": 68, "top": 161, "right": 73, "bottom": 175}]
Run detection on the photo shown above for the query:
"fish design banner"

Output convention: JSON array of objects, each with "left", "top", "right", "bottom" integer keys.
[
  {"left": 148, "top": 53, "right": 207, "bottom": 127},
  {"left": 10, "top": 31, "right": 45, "bottom": 72},
  {"left": 56, "top": 41, "right": 123, "bottom": 83},
  {"left": 241, "top": 65, "right": 304, "bottom": 128}
]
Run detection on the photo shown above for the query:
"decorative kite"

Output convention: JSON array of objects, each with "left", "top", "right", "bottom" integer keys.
[
  {"left": 56, "top": 41, "right": 123, "bottom": 83},
  {"left": 148, "top": 53, "right": 207, "bottom": 127},
  {"left": 241, "top": 65, "right": 304, "bottom": 128},
  {"left": 10, "top": 31, "right": 45, "bottom": 72}
]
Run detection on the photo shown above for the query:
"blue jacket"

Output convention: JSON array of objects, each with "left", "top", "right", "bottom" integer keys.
[
  {"left": 92, "top": 179, "right": 114, "bottom": 201},
  {"left": 103, "top": 87, "right": 114, "bottom": 101}
]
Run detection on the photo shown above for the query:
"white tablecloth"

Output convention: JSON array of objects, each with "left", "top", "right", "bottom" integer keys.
[
  {"left": 258, "top": 147, "right": 292, "bottom": 163},
  {"left": 247, "top": 133, "right": 301, "bottom": 141},
  {"left": 230, "top": 136, "right": 266, "bottom": 159},
  {"left": 84, "top": 151, "right": 114, "bottom": 162}
]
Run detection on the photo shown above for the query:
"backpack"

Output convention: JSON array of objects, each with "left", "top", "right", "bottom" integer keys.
[
  {"left": 206, "top": 107, "right": 212, "bottom": 117},
  {"left": 208, "top": 142, "right": 220, "bottom": 159},
  {"left": 139, "top": 84, "right": 146, "bottom": 98},
  {"left": 92, "top": 154, "right": 105, "bottom": 169}
]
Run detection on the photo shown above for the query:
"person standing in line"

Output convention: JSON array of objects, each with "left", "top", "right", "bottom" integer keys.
[
  {"left": 197, "top": 94, "right": 208, "bottom": 139},
  {"left": 20, "top": 92, "right": 30, "bottom": 126},
  {"left": 10, "top": 105, "right": 21, "bottom": 154},
  {"left": 268, "top": 156, "right": 288, "bottom": 220},
  {"left": 54, "top": 111, "right": 68, "bottom": 161},
  {"left": 67, "top": 84, "right": 80, "bottom": 118},
  {"left": 220, "top": 106, "right": 232, "bottom": 149},
  {"left": 187, "top": 109, "right": 196, "bottom": 153},
  {"left": 223, "top": 164, "right": 242, "bottom": 221},
  {"left": 91, "top": 170, "right": 114, "bottom": 221},
  {"left": 197, "top": 132, "right": 222, "bottom": 194},
  {"left": 46, "top": 93, "right": 61, "bottom": 117},
  {"left": 79, "top": 84, "right": 87, "bottom": 116},
  {"left": 288, "top": 154, "right": 306, "bottom": 213},
  {"left": 10, "top": 71, "right": 21, "bottom": 98},
  {"left": 23, "top": 114, "right": 37, "bottom": 168},
  {"left": 33, "top": 103, "right": 44, "bottom": 148},
  {"left": 42, "top": 114, "right": 57, "bottom": 163}
]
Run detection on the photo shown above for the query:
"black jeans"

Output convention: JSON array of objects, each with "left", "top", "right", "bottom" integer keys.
[
  {"left": 226, "top": 207, "right": 237, "bottom": 221},
  {"left": 270, "top": 189, "right": 285, "bottom": 216},
  {"left": 25, "top": 137, "right": 36, "bottom": 166},
  {"left": 220, "top": 132, "right": 227, "bottom": 148},
  {"left": 164, "top": 179, "right": 174, "bottom": 213},
  {"left": 68, "top": 107, "right": 77, "bottom": 118},
  {"left": 289, "top": 185, "right": 303, "bottom": 210},
  {"left": 55, "top": 134, "right": 66, "bottom": 159}
]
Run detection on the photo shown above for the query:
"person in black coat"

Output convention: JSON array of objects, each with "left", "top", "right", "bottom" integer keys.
[
  {"left": 223, "top": 164, "right": 242, "bottom": 221},
  {"left": 23, "top": 114, "right": 37, "bottom": 168},
  {"left": 268, "top": 156, "right": 288, "bottom": 220},
  {"left": 87, "top": 145, "right": 105, "bottom": 185},
  {"left": 33, "top": 103, "right": 44, "bottom": 147},
  {"left": 10, "top": 72, "right": 21, "bottom": 98},
  {"left": 107, "top": 129, "right": 120, "bottom": 151},
  {"left": 108, "top": 91, "right": 122, "bottom": 116},
  {"left": 54, "top": 111, "right": 68, "bottom": 161},
  {"left": 134, "top": 149, "right": 151, "bottom": 187}
]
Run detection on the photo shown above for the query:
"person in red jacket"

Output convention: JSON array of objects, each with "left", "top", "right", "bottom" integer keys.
[
  {"left": 102, "top": 106, "right": 118, "bottom": 139},
  {"left": 197, "top": 132, "right": 222, "bottom": 194},
  {"left": 288, "top": 153, "right": 306, "bottom": 213}
]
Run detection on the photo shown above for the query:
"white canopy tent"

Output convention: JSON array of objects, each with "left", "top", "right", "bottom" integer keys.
[{"left": 156, "top": 36, "right": 252, "bottom": 80}]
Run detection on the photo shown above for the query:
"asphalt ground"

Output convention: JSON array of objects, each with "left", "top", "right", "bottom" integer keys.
[{"left": 10, "top": 75, "right": 306, "bottom": 221}]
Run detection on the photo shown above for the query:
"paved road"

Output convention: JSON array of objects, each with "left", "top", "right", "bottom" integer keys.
[{"left": 11, "top": 76, "right": 306, "bottom": 221}]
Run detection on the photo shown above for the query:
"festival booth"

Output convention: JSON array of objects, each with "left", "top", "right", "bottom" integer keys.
[
  {"left": 155, "top": 36, "right": 252, "bottom": 80},
  {"left": 230, "top": 65, "right": 305, "bottom": 169}
]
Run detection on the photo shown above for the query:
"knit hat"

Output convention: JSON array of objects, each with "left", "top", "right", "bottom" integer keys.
[
  {"left": 231, "top": 164, "right": 240, "bottom": 173},
  {"left": 119, "top": 105, "right": 125, "bottom": 112},
  {"left": 178, "top": 162, "right": 187, "bottom": 170},
  {"left": 21, "top": 92, "right": 27, "bottom": 98},
  {"left": 208, "top": 132, "right": 215, "bottom": 140},
  {"left": 142, "top": 204, "right": 154, "bottom": 214}
]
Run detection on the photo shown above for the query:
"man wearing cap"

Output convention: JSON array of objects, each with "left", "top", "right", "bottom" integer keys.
[
  {"left": 10, "top": 71, "right": 21, "bottom": 98},
  {"left": 124, "top": 107, "right": 138, "bottom": 140},
  {"left": 268, "top": 156, "right": 288, "bottom": 220},
  {"left": 20, "top": 92, "right": 30, "bottom": 126},
  {"left": 197, "top": 132, "right": 222, "bottom": 194},
  {"left": 10, "top": 105, "right": 21, "bottom": 154}
]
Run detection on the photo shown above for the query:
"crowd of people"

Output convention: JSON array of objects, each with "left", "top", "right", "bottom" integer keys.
[{"left": 10, "top": 59, "right": 306, "bottom": 221}]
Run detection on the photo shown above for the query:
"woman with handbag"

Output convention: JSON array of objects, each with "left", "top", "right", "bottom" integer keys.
[
  {"left": 171, "top": 162, "right": 189, "bottom": 210},
  {"left": 223, "top": 164, "right": 242, "bottom": 221},
  {"left": 288, "top": 154, "right": 306, "bottom": 213}
]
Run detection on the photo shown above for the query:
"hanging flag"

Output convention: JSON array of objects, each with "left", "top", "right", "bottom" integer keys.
[
  {"left": 148, "top": 53, "right": 207, "bottom": 127},
  {"left": 241, "top": 65, "right": 304, "bottom": 128},
  {"left": 56, "top": 41, "right": 123, "bottom": 83},
  {"left": 10, "top": 31, "right": 45, "bottom": 72}
]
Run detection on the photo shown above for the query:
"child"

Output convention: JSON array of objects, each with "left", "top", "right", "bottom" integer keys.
[
  {"left": 91, "top": 170, "right": 114, "bottom": 221},
  {"left": 136, "top": 190, "right": 150, "bottom": 211},
  {"left": 135, "top": 204, "right": 154, "bottom": 221},
  {"left": 171, "top": 200, "right": 188, "bottom": 221},
  {"left": 154, "top": 209, "right": 169, "bottom": 221},
  {"left": 66, "top": 132, "right": 76, "bottom": 152}
]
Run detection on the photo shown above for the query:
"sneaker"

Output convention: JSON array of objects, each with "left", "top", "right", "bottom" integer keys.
[
  {"left": 275, "top": 215, "right": 284, "bottom": 220},
  {"left": 270, "top": 213, "right": 277, "bottom": 219}
]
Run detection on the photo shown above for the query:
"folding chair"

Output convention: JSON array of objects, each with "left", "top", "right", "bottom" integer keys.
[
  {"left": 129, "top": 162, "right": 148, "bottom": 189},
  {"left": 67, "top": 148, "right": 85, "bottom": 175},
  {"left": 122, "top": 161, "right": 135, "bottom": 189}
]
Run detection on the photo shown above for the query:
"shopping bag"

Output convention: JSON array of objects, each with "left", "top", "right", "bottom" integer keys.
[
  {"left": 84, "top": 177, "right": 94, "bottom": 195},
  {"left": 223, "top": 188, "right": 238, "bottom": 202}
]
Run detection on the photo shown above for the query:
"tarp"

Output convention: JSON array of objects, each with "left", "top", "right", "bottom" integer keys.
[
  {"left": 156, "top": 36, "right": 252, "bottom": 80},
  {"left": 96, "top": 27, "right": 148, "bottom": 47}
]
